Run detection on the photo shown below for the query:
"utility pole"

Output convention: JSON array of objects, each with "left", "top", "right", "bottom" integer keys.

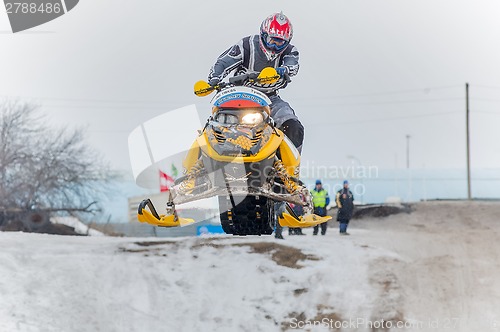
[
  {"left": 466, "top": 83, "right": 472, "bottom": 200},
  {"left": 406, "top": 135, "right": 411, "bottom": 169},
  {"left": 406, "top": 135, "right": 412, "bottom": 202}
]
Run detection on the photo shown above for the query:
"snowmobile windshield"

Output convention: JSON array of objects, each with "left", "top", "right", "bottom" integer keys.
[
  {"left": 215, "top": 113, "right": 239, "bottom": 125},
  {"left": 215, "top": 108, "right": 268, "bottom": 127}
]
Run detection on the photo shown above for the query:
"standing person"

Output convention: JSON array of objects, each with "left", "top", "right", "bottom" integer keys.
[
  {"left": 207, "top": 12, "right": 304, "bottom": 153},
  {"left": 311, "top": 180, "right": 330, "bottom": 235},
  {"left": 288, "top": 203, "right": 306, "bottom": 236},
  {"left": 275, "top": 222, "right": 284, "bottom": 240},
  {"left": 336, "top": 180, "right": 354, "bottom": 235}
]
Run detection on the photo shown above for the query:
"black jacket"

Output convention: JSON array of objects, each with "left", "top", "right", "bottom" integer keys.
[{"left": 336, "top": 189, "right": 354, "bottom": 221}]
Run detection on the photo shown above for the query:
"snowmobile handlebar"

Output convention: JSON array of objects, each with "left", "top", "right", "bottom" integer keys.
[
  {"left": 227, "top": 72, "right": 260, "bottom": 86},
  {"left": 194, "top": 67, "right": 281, "bottom": 97}
]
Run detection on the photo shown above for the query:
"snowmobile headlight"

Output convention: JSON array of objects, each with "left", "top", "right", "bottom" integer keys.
[{"left": 241, "top": 112, "right": 264, "bottom": 126}]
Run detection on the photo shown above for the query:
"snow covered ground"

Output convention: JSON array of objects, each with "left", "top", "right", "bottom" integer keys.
[{"left": 0, "top": 201, "right": 499, "bottom": 332}]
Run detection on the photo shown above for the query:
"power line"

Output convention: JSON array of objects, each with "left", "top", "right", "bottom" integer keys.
[
  {"left": 0, "top": 85, "right": 473, "bottom": 115},
  {"left": 0, "top": 95, "right": 186, "bottom": 105},
  {"left": 87, "top": 110, "right": 463, "bottom": 135},
  {"left": 309, "top": 110, "right": 461, "bottom": 126},
  {"left": 303, "top": 97, "right": 464, "bottom": 107},
  {"left": 1, "top": 85, "right": 463, "bottom": 105},
  {"left": 36, "top": 96, "right": 463, "bottom": 110},
  {"left": 472, "top": 84, "right": 500, "bottom": 90},
  {"left": 471, "top": 98, "right": 500, "bottom": 103},
  {"left": 35, "top": 97, "right": 465, "bottom": 110},
  {"left": 291, "top": 85, "right": 462, "bottom": 100},
  {"left": 474, "top": 110, "right": 500, "bottom": 115},
  {"left": 39, "top": 104, "right": 184, "bottom": 110}
]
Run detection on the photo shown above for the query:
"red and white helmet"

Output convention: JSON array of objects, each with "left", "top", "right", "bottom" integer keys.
[{"left": 260, "top": 12, "right": 293, "bottom": 57}]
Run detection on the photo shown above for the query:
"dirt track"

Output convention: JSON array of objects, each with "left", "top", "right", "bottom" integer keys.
[{"left": 351, "top": 201, "right": 500, "bottom": 331}]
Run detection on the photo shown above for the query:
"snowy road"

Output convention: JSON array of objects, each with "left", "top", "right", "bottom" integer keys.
[{"left": 0, "top": 201, "right": 499, "bottom": 332}]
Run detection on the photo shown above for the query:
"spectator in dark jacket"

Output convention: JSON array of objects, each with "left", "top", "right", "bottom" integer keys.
[{"left": 336, "top": 180, "right": 354, "bottom": 235}]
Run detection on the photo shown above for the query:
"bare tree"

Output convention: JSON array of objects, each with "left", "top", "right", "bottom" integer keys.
[{"left": 0, "top": 101, "right": 115, "bottom": 215}]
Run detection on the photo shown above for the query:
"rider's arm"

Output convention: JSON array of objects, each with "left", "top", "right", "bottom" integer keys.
[
  {"left": 280, "top": 45, "right": 300, "bottom": 77},
  {"left": 208, "top": 40, "right": 244, "bottom": 84},
  {"left": 259, "top": 45, "right": 299, "bottom": 92}
]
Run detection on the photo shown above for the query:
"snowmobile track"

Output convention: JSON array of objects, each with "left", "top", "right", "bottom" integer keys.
[{"left": 218, "top": 195, "right": 274, "bottom": 236}]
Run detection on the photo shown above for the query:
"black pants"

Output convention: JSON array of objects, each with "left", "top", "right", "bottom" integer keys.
[
  {"left": 313, "top": 207, "right": 328, "bottom": 235},
  {"left": 313, "top": 222, "right": 328, "bottom": 235},
  {"left": 279, "top": 119, "right": 304, "bottom": 153}
]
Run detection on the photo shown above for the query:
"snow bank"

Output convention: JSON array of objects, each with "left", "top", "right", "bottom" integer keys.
[
  {"left": 0, "top": 201, "right": 498, "bottom": 332},
  {"left": 51, "top": 217, "right": 104, "bottom": 236}
]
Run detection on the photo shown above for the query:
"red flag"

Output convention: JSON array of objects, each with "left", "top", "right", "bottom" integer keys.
[{"left": 159, "top": 170, "right": 175, "bottom": 192}]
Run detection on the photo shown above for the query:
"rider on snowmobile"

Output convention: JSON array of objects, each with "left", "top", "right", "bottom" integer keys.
[
  {"left": 208, "top": 12, "right": 304, "bottom": 154},
  {"left": 136, "top": 13, "right": 333, "bottom": 232}
]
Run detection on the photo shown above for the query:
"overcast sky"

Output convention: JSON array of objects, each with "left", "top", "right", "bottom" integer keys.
[{"left": 1, "top": 0, "right": 499, "bottom": 175}]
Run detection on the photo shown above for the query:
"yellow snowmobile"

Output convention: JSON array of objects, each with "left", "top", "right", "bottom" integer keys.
[{"left": 137, "top": 67, "right": 331, "bottom": 235}]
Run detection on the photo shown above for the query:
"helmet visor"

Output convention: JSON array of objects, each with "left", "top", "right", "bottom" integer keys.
[{"left": 263, "top": 34, "right": 288, "bottom": 51}]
